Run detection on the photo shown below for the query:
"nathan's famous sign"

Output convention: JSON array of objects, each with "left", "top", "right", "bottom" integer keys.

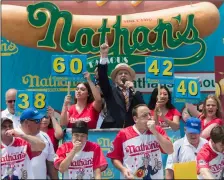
[{"left": 26, "top": 2, "right": 207, "bottom": 66}]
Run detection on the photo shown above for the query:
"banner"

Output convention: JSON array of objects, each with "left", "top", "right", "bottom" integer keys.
[
  {"left": 215, "top": 56, "right": 224, "bottom": 112},
  {"left": 64, "top": 128, "right": 181, "bottom": 179},
  {"left": 1, "top": 1, "right": 224, "bottom": 178}
]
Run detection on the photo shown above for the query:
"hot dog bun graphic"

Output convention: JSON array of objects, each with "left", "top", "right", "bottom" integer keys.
[
  {"left": 2, "top": 2, "right": 221, "bottom": 53},
  {"left": 2, "top": 1, "right": 222, "bottom": 15}
]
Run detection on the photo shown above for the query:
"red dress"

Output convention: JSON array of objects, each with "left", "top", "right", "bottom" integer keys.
[
  {"left": 47, "top": 128, "right": 58, "bottom": 152},
  {"left": 68, "top": 102, "right": 100, "bottom": 129},
  {"left": 150, "top": 108, "right": 181, "bottom": 128},
  {"left": 199, "top": 116, "right": 223, "bottom": 141}
]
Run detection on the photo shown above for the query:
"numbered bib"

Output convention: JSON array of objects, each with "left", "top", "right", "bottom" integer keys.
[
  {"left": 173, "top": 77, "right": 201, "bottom": 103},
  {"left": 145, "top": 56, "right": 174, "bottom": 84},
  {"left": 51, "top": 55, "right": 87, "bottom": 81},
  {"left": 15, "top": 91, "right": 48, "bottom": 116}
]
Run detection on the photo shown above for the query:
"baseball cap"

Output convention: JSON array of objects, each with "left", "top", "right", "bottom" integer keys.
[
  {"left": 20, "top": 107, "right": 44, "bottom": 123},
  {"left": 185, "top": 117, "right": 201, "bottom": 134},
  {"left": 1, "top": 117, "right": 13, "bottom": 124}
]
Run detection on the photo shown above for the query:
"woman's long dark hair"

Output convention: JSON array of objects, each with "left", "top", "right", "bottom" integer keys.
[
  {"left": 74, "top": 82, "right": 94, "bottom": 104},
  {"left": 148, "top": 86, "right": 175, "bottom": 110}
]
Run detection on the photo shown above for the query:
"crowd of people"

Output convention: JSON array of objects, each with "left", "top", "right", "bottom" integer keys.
[{"left": 1, "top": 40, "right": 224, "bottom": 179}]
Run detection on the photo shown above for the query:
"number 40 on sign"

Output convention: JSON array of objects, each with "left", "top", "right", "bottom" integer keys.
[{"left": 173, "top": 77, "right": 201, "bottom": 103}]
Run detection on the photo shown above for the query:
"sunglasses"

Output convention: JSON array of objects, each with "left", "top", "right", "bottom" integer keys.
[
  {"left": 28, "top": 119, "right": 41, "bottom": 124},
  {"left": 7, "top": 100, "right": 16, "bottom": 103}
]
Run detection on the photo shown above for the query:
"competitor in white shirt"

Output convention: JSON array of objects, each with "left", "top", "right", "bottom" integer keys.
[
  {"left": 15, "top": 107, "right": 58, "bottom": 179},
  {"left": 165, "top": 117, "right": 208, "bottom": 179},
  {"left": 107, "top": 104, "right": 173, "bottom": 179},
  {"left": 1, "top": 117, "right": 45, "bottom": 179},
  {"left": 197, "top": 125, "right": 224, "bottom": 179},
  {"left": 1, "top": 88, "right": 20, "bottom": 128}
]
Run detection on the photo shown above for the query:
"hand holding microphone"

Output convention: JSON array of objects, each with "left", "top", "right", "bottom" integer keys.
[{"left": 121, "top": 78, "right": 135, "bottom": 95}]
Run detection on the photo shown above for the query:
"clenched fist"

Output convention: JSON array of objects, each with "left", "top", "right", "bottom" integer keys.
[
  {"left": 64, "top": 95, "right": 71, "bottom": 107},
  {"left": 147, "top": 120, "right": 156, "bottom": 134},
  {"left": 100, "top": 36, "right": 109, "bottom": 57}
]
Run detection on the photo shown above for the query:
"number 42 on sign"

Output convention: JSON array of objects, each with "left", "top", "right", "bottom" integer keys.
[{"left": 145, "top": 56, "right": 174, "bottom": 84}]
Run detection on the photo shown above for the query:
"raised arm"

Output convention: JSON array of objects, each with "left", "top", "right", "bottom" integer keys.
[
  {"left": 6, "top": 129, "right": 45, "bottom": 151},
  {"left": 58, "top": 141, "right": 83, "bottom": 173},
  {"left": 84, "top": 72, "right": 102, "bottom": 112},
  {"left": 60, "top": 95, "right": 71, "bottom": 127},
  {"left": 201, "top": 123, "right": 218, "bottom": 140},
  {"left": 98, "top": 36, "right": 113, "bottom": 97},
  {"left": 147, "top": 120, "right": 174, "bottom": 154},
  {"left": 48, "top": 106, "right": 63, "bottom": 140},
  {"left": 186, "top": 103, "right": 201, "bottom": 118},
  {"left": 162, "top": 115, "right": 180, "bottom": 131}
]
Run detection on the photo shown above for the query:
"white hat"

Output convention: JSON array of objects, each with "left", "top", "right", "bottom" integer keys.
[
  {"left": 110, "top": 63, "right": 136, "bottom": 82},
  {"left": 1, "top": 117, "right": 13, "bottom": 124}
]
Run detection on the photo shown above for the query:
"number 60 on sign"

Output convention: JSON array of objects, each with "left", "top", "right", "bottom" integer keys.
[
  {"left": 51, "top": 55, "right": 87, "bottom": 81},
  {"left": 173, "top": 77, "right": 201, "bottom": 102}
]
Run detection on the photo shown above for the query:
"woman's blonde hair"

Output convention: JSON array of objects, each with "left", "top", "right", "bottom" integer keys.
[{"left": 201, "top": 94, "right": 223, "bottom": 119}]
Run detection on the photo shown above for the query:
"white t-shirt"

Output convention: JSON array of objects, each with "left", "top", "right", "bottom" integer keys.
[
  {"left": 107, "top": 125, "right": 170, "bottom": 179},
  {"left": 1, "top": 137, "right": 34, "bottom": 179},
  {"left": 15, "top": 127, "right": 55, "bottom": 179},
  {"left": 166, "top": 136, "right": 208, "bottom": 170},
  {"left": 197, "top": 141, "right": 224, "bottom": 179},
  {"left": 1, "top": 108, "right": 20, "bottom": 128}
]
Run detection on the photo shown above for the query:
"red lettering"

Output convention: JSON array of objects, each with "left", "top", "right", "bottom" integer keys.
[{"left": 125, "top": 141, "right": 160, "bottom": 155}]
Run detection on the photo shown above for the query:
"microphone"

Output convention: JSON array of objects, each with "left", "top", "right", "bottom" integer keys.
[{"left": 121, "top": 78, "right": 135, "bottom": 95}]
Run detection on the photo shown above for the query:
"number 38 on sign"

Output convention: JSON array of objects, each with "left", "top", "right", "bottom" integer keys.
[
  {"left": 15, "top": 90, "right": 48, "bottom": 116},
  {"left": 173, "top": 77, "right": 201, "bottom": 103}
]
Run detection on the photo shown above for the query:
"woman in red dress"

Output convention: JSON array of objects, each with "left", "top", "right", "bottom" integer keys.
[
  {"left": 60, "top": 72, "right": 102, "bottom": 129},
  {"left": 187, "top": 94, "right": 223, "bottom": 140},
  {"left": 148, "top": 86, "right": 181, "bottom": 131},
  {"left": 40, "top": 106, "right": 63, "bottom": 152}
]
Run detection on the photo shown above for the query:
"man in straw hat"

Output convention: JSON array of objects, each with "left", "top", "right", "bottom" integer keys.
[{"left": 97, "top": 37, "right": 145, "bottom": 128}]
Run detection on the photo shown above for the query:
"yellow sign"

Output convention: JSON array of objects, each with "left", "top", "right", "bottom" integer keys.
[{"left": 173, "top": 161, "right": 197, "bottom": 179}]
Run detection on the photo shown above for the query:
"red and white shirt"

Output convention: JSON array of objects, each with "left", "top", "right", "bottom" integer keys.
[
  {"left": 54, "top": 141, "right": 108, "bottom": 179},
  {"left": 200, "top": 117, "right": 223, "bottom": 141},
  {"left": 15, "top": 127, "right": 55, "bottom": 179},
  {"left": 150, "top": 108, "right": 181, "bottom": 128},
  {"left": 1, "top": 137, "right": 34, "bottom": 179},
  {"left": 1, "top": 108, "right": 20, "bottom": 128},
  {"left": 68, "top": 103, "right": 100, "bottom": 129},
  {"left": 107, "top": 125, "right": 170, "bottom": 179},
  {"left": 197, "top": 141, "right": 224, "bottom": 179}
]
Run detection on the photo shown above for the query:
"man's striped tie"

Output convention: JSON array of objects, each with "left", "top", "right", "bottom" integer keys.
[{"left": 122, "top": 89, "right": 129, "bottom": 111}]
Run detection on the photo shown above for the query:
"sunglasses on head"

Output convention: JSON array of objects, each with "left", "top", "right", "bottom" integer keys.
[{"left": 7, "top": 100, "right": 15, "bottom": 103}]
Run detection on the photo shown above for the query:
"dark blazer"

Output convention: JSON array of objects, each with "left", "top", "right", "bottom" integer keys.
[{"left": 98, "top": 64, "right": 145, "bottom": 128}]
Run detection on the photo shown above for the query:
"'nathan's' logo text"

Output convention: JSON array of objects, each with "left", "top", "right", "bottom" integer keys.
[{"left": 26, "top": 2, "right": 206, "bottom": 66}]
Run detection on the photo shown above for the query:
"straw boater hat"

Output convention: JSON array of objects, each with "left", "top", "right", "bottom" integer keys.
[{"left": 110, "top": 63, "right": 136, "bottom": 82}]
